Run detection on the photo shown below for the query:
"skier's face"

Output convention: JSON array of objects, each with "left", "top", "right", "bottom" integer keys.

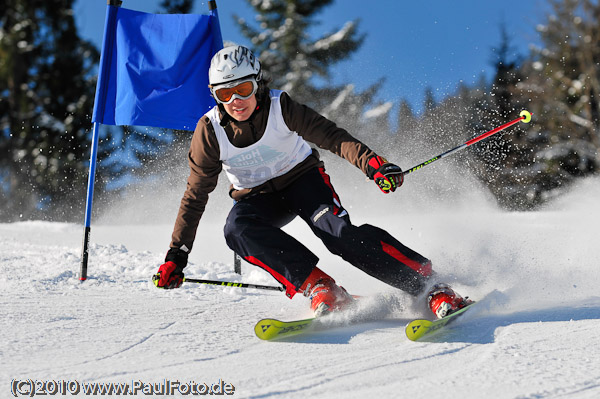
[{"left": 223, "top": 95, "right": 257, "bottom": 121}]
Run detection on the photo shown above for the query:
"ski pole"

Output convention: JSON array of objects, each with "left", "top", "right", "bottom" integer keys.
[
  {"left": 402, "top": 110, "right": 532, "bottom": 176},
  {"left": 184, "top": 277, "right": 284, "bottom": 291},
  {"left": 152, "top": 274, "right": 284, "bottom": 291}
]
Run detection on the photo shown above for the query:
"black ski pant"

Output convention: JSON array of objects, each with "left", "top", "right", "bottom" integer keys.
[{"left": 224, "top": 167, "right": 432, "bottom": 298}]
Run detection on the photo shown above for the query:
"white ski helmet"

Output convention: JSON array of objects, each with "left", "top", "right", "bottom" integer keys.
[{"left": 208, "top": 45, "right": 261, "bottom": 86}]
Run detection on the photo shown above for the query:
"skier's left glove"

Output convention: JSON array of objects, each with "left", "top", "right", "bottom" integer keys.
[
  {"left": 367, "top": 155, "right": 404, "bottom": 194},
  {"left": 153, "top": 248, "right": 187, "bottom": 289}
]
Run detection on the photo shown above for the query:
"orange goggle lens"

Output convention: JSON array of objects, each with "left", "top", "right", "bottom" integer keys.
[{"left": 214, "top": 80, "right": 257, "bottom": 104}]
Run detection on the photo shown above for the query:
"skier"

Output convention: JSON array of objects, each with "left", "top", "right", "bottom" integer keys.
[{"left": 154, "top": 45, "right": 469, "bottom": 319}]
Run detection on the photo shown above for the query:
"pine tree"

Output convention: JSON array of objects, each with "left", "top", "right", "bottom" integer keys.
[
  {"left": 234, "top": 0, "right": 363, "bottom": 102},
  {"left": 232, "top": 0, "right": 390, "bottom": 136},
  {"left": 534, "top": 0, "right": 600, "bottom": 141},
  {"left": 515, "top": 0, "right": 600, "bottom": 205},
  {"left": 423, "top": 87, "right": 437, "bottom": 115},
  {"left": 0, "top": 0, "right": 102, "bottom": 221},
  {"left": 392, "top": 99, "right": 420, "bottom": 159},
  {"left": 396, "top": 99, "right": 416, "bottom": 136},
  {"left": 468, "top": 26, "right": 536, "bottom": 209},
  {"left": 533, "top": 0, "right": 600, "bottom": 147}
]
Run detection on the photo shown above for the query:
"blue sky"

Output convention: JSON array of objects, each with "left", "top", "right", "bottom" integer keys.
[{"left": 74, "top": 0, "right": 546, "bottom": 115}]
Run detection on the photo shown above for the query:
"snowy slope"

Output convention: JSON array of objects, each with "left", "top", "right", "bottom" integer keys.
[{"left": 2, "top": 176, "right": 600, "bottom": 398}]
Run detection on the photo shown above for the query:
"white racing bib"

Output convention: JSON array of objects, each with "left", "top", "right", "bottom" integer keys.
[{"left": 207, "top": 90, "right": 312, "bottom": 189}]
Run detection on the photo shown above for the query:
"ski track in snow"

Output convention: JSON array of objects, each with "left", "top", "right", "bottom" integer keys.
[{"left": 2, "top": 177, "right": 600, "bottom": 398}]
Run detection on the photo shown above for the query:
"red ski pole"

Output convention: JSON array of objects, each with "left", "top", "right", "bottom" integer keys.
[{"left": 402, "top": 110, "right": 532, "bottom": 176}]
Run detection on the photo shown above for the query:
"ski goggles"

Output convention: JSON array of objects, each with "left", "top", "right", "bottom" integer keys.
[{"left": 211, "top": 78, "right": 258, "bottom": 104}]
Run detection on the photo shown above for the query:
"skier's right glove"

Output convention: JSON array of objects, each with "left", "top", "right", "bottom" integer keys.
[
  {"left": 366, "top": 155, "right": 404, "bottom": 194},
  {"left": 153, "top": 248, "right": 188, "bottom": 289}
]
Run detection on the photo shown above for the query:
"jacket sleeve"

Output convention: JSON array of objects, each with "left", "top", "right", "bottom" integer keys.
[
  {"left": 279, "top": 91, "right": 376, "bottom": 175},
  {"left": 170, "top": 116, "right": 222, "bottom": 252}
]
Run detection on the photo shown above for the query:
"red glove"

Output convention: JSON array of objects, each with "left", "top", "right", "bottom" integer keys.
[
  {"left": 154, "top": 261, "right": 184, "bottom": 289},
  {"left": 153, "top": 248, "right": 188, "bottom": 289},
  {"left": 367, "top": 155, "right": 404, "bottom": 194}
]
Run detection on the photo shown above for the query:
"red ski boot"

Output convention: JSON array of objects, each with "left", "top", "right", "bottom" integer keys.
[
  {"left": 301, "top": 267, "right": 354, "bottom": 317},
  {"left": 427, "top": 283, "right": 472, "bottom": 319}
]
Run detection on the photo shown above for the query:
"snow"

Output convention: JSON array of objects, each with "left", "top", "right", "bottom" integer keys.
[
  {"left": 2, "top": 175, "right": 600, "bottom": 398},
  {"left": 363, "top": 102, "right": 393, "bottom": 120},
  {"left": 313, "top": 22, "right": 355, "bottom": 51}
]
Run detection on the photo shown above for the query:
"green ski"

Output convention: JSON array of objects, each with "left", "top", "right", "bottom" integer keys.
[
  {"left": 405, "top": 302, "right": 476, "bottom": 341},
  {"left": 255, "top": 317, "right": 317, "bottom": 340}
]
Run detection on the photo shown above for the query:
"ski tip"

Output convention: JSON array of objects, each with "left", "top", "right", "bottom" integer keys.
[
  {"left": 405, "top": 319, "right": 432, "bottom": 341},
  {"left": 254, "top": 319, "right": 276, "bottom": 341},
  {"left": 405, "top": 301, "right": 477, "bottom": 341},
  {"left": 254, "top": 317, "right": 316, "bottom": 341}
]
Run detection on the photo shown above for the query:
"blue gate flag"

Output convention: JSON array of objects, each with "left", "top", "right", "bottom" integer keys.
[{"left": 92, "top": 6, "right": 223, "bottom": 131}]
